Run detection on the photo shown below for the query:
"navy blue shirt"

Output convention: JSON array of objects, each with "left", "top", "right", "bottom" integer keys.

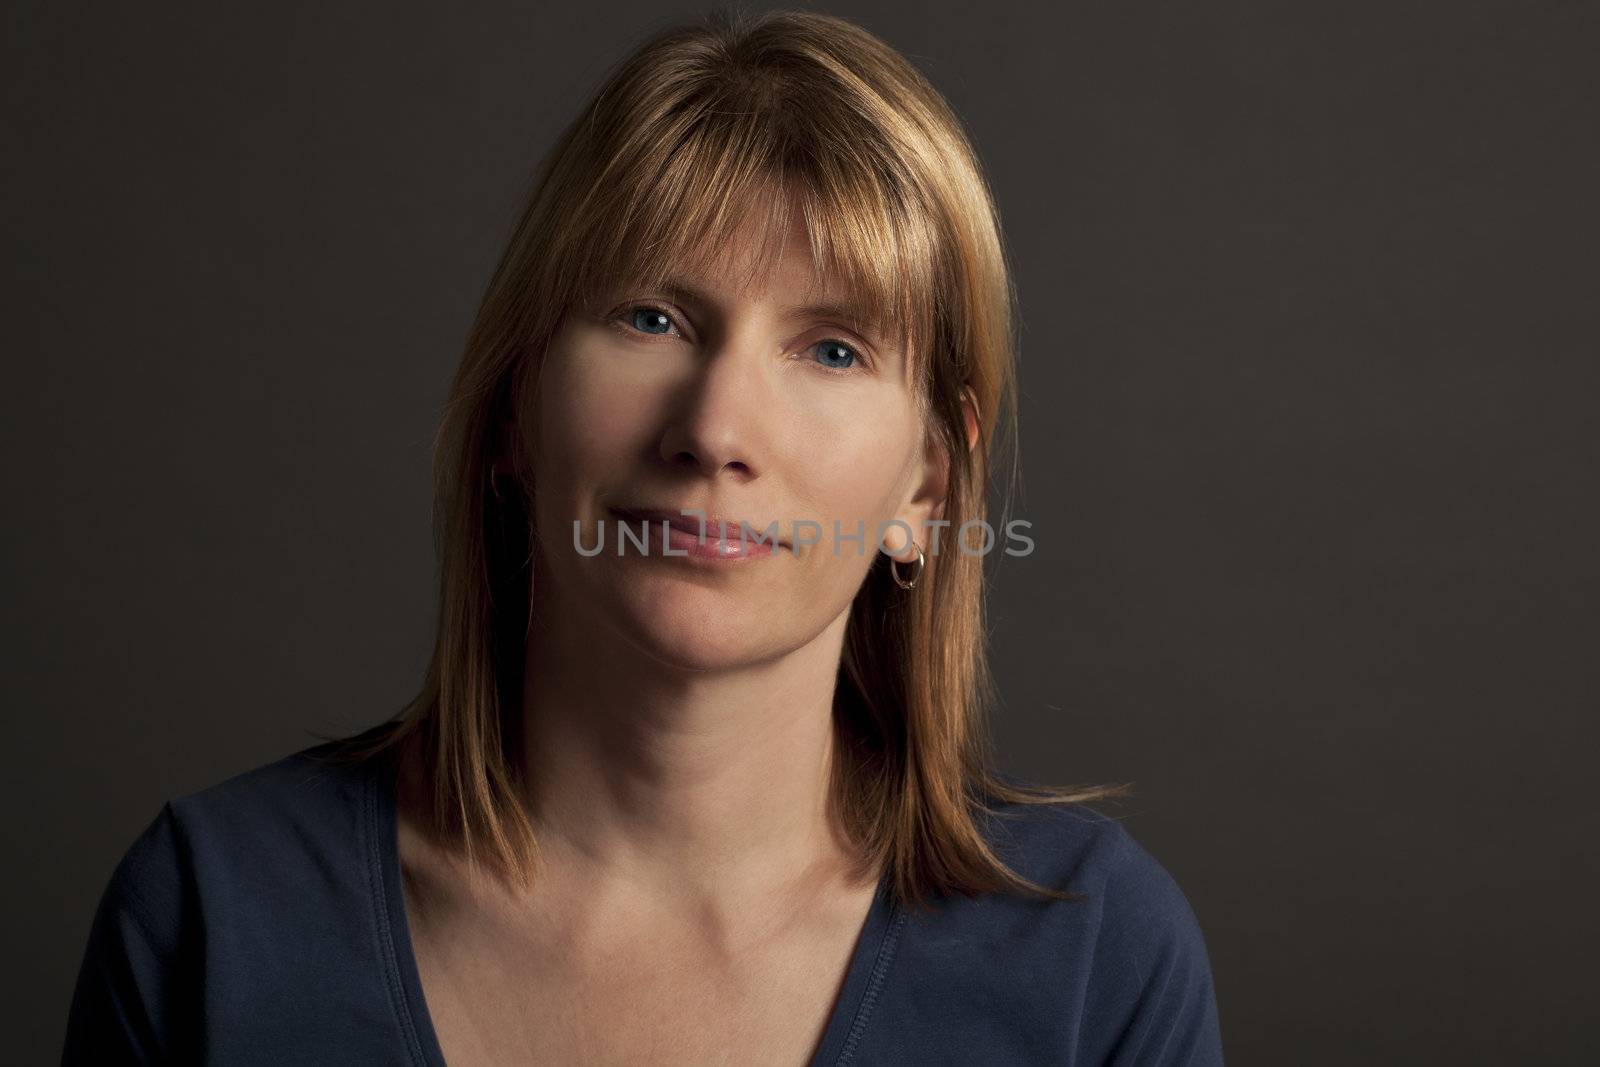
[{"left": 63, "top": 726, "right": 1224, "bottom": 1064}]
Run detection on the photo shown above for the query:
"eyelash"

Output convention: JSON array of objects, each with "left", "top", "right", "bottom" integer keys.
[{"left": 608, "top": 302, "right": 870, "bottom": 377}]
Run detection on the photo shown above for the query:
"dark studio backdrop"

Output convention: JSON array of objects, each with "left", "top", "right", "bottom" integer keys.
[{"left": 5, "top": 1, "right": 1596, "bottom": 1062}]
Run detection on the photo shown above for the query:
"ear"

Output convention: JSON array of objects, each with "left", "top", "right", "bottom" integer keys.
[
  {"left": 884, "top": 386, "right": 980, "bottom": 561},
  {"left": 960, "top": 383, "right": 980, "bottom": 454}
]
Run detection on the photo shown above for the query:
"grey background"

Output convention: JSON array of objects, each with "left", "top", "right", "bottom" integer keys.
[{"left": 6, "top": 1, "right": 1597, "bottom": 1062}]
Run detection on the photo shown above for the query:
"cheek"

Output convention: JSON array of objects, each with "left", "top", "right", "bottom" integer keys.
[
  {"left": 535, "top": 349, "right": 660, "bottom": 480},
  {"left": 790, "top": 407, "right": 918, "bottom": 538}
]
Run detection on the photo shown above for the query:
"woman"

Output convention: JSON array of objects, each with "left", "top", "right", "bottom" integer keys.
[{"left": 64, "top": 8, "right": 1223, "bottom": 1065}]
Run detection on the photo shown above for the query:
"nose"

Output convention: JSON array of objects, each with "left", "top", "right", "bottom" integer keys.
[{"left": 657, "top": 335, "right": 772, "bottom": 480}]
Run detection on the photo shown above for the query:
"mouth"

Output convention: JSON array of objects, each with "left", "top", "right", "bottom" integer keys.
[{"left": 607, "top": 506, "right": 789, "bottom": 549}]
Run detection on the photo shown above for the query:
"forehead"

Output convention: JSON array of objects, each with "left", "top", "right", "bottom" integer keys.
[{"left": 684, "top": 211, "right": 836, "bottom": 300}]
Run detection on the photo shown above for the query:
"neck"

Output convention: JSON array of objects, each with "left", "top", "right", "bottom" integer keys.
[{"left": 516, "top": 572, "right": 859, "bottom": 908}]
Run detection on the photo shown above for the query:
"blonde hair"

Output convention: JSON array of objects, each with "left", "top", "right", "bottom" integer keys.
[{"left": 338, "top": 5, "right": 1126, "bottom": 914}]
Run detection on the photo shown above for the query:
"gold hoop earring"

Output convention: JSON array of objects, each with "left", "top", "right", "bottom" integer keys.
[{"left": 890, "top": 541, "right": 925, "bottom": 590}]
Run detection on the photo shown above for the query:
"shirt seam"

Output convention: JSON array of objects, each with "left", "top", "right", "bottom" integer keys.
[
  {"left": 833, "top": 904, "right": 908, "bottom": 1064},
  {"left": 364, "top": 762, "right": 429, "bottom": 1067}
]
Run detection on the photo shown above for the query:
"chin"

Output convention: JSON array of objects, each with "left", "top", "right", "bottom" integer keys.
[
  {"left": 603, "top": 576, "right": 788, "bottom": 672},
  {"left": 622, "top": 615, "right": 785, "bottom": 674}
]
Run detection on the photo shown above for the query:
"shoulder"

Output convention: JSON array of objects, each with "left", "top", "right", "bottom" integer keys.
[
  {"left": 89, "top": 721, "right": 399, "bottom": 939},
  {"left": 162, "top": 725, "right": 392, "bottom": 864},
  {"left": 976, "top": 778, "right": 1225, "bottom": 1063},
  {"left": 976, "top": 776, "right": 1185, "bottom": 910},
  {"left": 63, "top": 723, "right": 402, "bottom": 1062},
  {"left": 977, "top": 792, "right": 1212, "bottom": 973}
]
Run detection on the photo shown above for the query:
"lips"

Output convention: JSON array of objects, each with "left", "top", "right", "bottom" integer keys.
[{"left": 608, "top": 506, "right": 788, "bottom": 547}]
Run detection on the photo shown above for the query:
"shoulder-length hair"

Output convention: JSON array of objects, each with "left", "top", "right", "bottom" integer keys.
[{"left": 339, "top": 6, "right": 1125, "bottom": 914}]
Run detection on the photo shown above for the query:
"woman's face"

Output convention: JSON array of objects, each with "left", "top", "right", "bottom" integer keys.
[{"left": 519, "top": 213, "right": 949, "bottom": 671}]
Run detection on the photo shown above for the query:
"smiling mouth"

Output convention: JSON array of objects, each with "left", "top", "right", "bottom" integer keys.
[{"left": 607, "top": 507, "right": 789, "bottom": 548}]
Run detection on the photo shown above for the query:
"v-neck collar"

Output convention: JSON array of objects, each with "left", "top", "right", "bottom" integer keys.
[{"left": 365, "top": 753, "right": 905, "bottom": 1067}]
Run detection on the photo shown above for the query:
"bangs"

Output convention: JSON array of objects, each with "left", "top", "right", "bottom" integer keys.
[{"left": 555, "top": 85, "right": 945, "bottom": 386}]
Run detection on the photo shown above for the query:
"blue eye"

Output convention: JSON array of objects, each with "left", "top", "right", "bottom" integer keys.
[
  {"left": 812, "top": 340, "right": 859, "bottom": 373},
  {"left": 612, "top": 303, "right": 867, "bottom": 375},
  {"left": 627, "top": 306, "right": 676, "bottom": 335}
]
